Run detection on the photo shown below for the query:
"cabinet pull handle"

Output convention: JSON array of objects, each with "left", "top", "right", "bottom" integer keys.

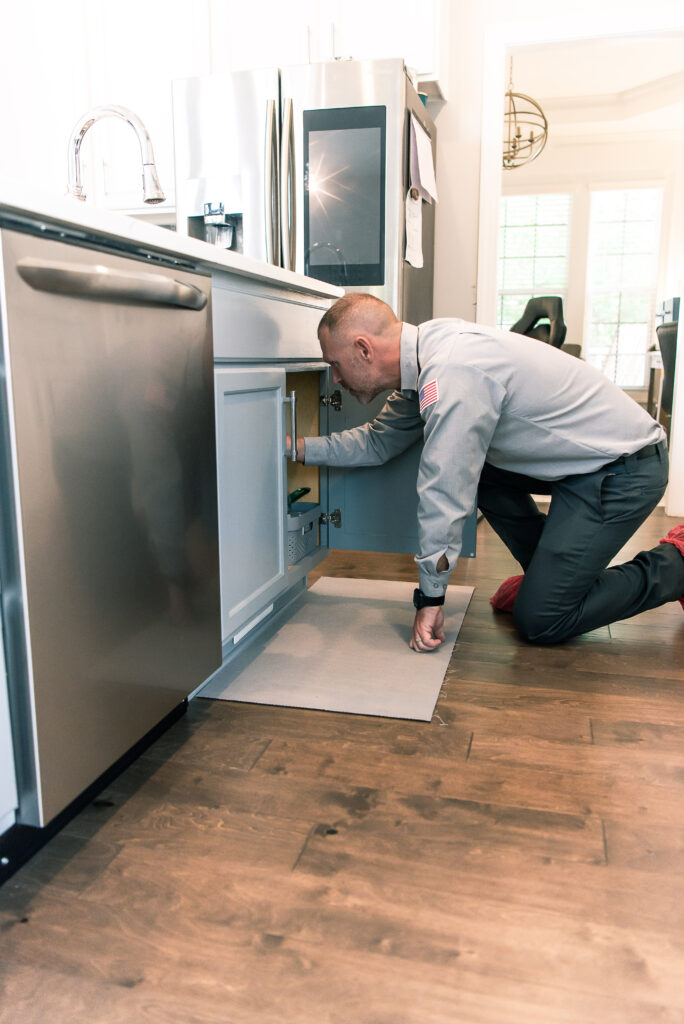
[
  {"left": 287, "top": 389, "right": 297, "bottom": 462},
  {"left": 16, "top": 258, "right": 208, "bottom": 310}
]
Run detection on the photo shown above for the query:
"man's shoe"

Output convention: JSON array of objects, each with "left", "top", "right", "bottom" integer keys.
[
  {"left": 659, "top": 525, "right": 684, "bottom": 609},
  {"left": 490, "top": 574, "right": 524, "bottom": 613}
]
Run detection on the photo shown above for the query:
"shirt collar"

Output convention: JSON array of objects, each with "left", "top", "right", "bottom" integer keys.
[{"left": 400, "top": 322, "right": 419, "bottom": 392}]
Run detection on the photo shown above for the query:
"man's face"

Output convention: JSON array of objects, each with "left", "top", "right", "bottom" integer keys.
[{"left": 319, "top": 328, "right": 383, "bottom": 405}]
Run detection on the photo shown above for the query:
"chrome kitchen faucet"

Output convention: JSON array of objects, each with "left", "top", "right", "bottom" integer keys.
[{"left": 67, "top": 105, "right": 165, "bottom": 204}]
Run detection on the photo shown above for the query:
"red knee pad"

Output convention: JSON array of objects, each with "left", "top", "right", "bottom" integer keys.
[
  {"left": 660, "top": 525, "right": 684, "bottom": 558},
  {"left": 659, "top": 526, "right": 684, "bottom": 610},
  {"left": 490, "top": 574, "right": 524, "bottom": 613}
]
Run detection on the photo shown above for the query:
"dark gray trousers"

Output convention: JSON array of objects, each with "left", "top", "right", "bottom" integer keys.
[{"left": 477, "top": 441, "right": 684, "bottom": 644}]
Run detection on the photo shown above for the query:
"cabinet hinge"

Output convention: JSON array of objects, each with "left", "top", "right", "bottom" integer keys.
[
  {"left": 320, "top": 390, "right": 342, "bottom": 411},
  {"left": 319, "top": 508, "right": 342, "bottom": 528}
]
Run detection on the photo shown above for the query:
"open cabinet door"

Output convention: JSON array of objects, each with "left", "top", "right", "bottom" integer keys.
[{"left": 325, "top": 383, "right": 477, "bottom": 558}]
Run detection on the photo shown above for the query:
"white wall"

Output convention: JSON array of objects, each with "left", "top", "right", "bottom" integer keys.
[{"left": 429, "top": 0, "right": 485, "bottom": 321}]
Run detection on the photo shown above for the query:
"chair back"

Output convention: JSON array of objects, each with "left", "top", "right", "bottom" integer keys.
[
  {"left": 511, "top": 296, "right": 567, "bottom": 348},
  {"left": 656, "top": 321, "right": 678, "bottom": 416}
]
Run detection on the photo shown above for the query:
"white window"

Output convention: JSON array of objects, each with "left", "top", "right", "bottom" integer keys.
[
  {"left": 584, "top": 188, "right": 663, "bottom": 388},
  {"left": 496, "top": 185, "right": 665, "bottom": 391},
  {"left": 496, "top": 193, "right": 572, "bottom": 329}
]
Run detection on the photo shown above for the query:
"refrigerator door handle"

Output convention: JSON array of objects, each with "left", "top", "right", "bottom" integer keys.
[
  {"left": 280, "top": 97, "right": 296, "bottom": 272},
  {"left": 264, "top": 98, "right": 280, "bottom": 266},
  {"left": 16, "top": 258, "right": 208, "bottom": 310}
]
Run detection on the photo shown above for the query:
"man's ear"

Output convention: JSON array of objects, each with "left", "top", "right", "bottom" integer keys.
[{"left": 354, "top": 335, "right": 373, "bottom": 362}]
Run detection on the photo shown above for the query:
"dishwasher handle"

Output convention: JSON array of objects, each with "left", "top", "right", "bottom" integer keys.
[{"left": 16, "top": 257, "right": 208, "bottom": 310}]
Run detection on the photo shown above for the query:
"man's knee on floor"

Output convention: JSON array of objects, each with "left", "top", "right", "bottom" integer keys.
[{"left": 512, "top": 602, "right": 571, "bottom": 645}]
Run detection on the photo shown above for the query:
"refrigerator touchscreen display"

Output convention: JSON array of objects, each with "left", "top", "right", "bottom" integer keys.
[{"left": 303, "top": 105, "right": 386, "bottom": 286}]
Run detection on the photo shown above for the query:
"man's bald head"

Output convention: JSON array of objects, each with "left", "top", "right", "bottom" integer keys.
[
  {"left": 316, "top": 293, "right": 402, "bottom": 404},
  {"left": 318, "top": 293, "right": 399, "bottom": 343}
]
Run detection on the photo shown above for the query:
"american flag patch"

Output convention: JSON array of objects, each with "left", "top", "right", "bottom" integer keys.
[{"left": 419, "top": 379, "right": 439, "bottom": 412}]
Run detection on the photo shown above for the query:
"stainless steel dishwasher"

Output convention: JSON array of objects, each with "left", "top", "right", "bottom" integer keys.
[{"left": 0, "top": 226, "right": 221, "bottom": 827}]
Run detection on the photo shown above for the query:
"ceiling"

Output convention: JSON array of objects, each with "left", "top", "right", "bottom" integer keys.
[{"left": 508, "top": 33, "right": 684, "bottom": 139}]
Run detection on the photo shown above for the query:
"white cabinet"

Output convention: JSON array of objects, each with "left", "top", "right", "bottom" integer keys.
[
  {"left": 313, "top": 0, "right": 450, "bottom": 98},
  {"left": 214, "top": 366, "right": 290, "bottom": 642},
  {"left": 210, "top": 271, "right": 334, "bottom": 649},
  {"left": 0, "top": 0, "right": 210, "bottom": 210},
  {"left": 0, "top": 0, "right": 90, "bottom": 198},
  {"left": 207, "top": 0, "right": 314, "bottom": 73},
  {"left": 81, "top": 0, "right": 212, "bottom": 212}
]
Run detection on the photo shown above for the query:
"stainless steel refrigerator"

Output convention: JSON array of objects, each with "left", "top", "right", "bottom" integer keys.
[{"left": 173, "top": 58, "right": 436, "bottom": 323}]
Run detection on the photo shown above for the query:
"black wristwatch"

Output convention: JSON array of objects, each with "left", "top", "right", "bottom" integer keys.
[{"left": 413, "top": 588, "right": 445, "bottom": 610}]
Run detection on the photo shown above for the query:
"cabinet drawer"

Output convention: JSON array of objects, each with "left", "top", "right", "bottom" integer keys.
[{"left": 212, "top": 277, "right": 333, "bottom": 361}]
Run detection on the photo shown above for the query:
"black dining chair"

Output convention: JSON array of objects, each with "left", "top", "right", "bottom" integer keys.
[
  {"left": 511, "top": 295, "right": 568, "bottom": 349},
  {"left": 656, "top": 320, "right": 678, "bottom": 421}
]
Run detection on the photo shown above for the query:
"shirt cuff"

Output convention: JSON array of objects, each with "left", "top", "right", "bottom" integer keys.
[
  {"left": 302, "top": 436, "right": 329, "bottom": 465},
  {"left": 418, "top": 567, "right": 449, "bottom": 598}
]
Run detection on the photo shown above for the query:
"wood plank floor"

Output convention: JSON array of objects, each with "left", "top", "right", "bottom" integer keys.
[{"left": 2, "top": 510, "right": 684, "bottom": 1024}]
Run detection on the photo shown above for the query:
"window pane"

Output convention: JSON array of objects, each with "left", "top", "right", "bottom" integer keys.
[
  {"left": 505, "top": 226, "right": 536, "bottom": 258},
  {"left": 502, "top": 194, "right": 537, "bottom": 225},
  {"left": 534, "top": 257, "right": 566, "bottom": 288},
  {"left": 619, "top": 292, "right": 650, "bottom": 322},
  {"left": 590, "top": 294, "right": 619, "bottom": 322},
  {"left": 584, "top": 188, "right": 663, "bottom": 387},
  {"left": 501, "top": 294, "right": 532, "bottom": 326},
  {"left": 497, "top": 192, "right": 571, "bottom": 328},
  {"left": 617, "top": 322, "right": 648, "bottom": 352},
  {"left": 536, "top": 193, "right": 571, "bottom": 224},
  {"left": 535, "top": 224, "right": 569, "bottom": 257},
  {"left": 592, "top": 191, "right": 627, "bottom": 222},
  {"left": 587, "top": 322, "right": 617, "bottom": 356},
  {"left": 615, "top": 352, "right": 646, "bottom": 388},
  {"left": 504, "top": 258, "right": 535, "bottom": 289}
]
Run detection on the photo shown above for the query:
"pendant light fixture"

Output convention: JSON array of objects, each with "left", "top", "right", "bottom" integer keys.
[{"left": 503, "top": 57, "right": 548, "bottom": 169}]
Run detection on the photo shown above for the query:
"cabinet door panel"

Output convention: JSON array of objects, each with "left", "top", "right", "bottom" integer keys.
[
  {"left": 326, "top": 386, "right": 476, "bottom": 558},
  {"left": 215, "top": 367, "right": 288, "bottom": 642}
]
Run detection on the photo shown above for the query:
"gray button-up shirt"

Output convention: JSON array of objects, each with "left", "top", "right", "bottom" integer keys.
[{"left": 305, "top": 318, "right": 666, "bottom": 596}]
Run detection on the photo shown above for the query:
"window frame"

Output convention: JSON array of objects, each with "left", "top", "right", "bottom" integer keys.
[
  {"left": 498, "top": 178, "right": 670, "bottom": 394},
  {"left": 496, "top": 191, "right": 573, "bottom": 332}
]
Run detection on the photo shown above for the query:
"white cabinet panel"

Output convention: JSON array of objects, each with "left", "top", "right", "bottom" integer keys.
[
  {"left": 215, "top": 366, "right": 289, "bottom": 642},
  {"left": 0, "top": 0, "right": 90, "bottom": 197},
  {"left": 316, "top": 0, "right": 449, "bottom": 97},
  {"left": 83, "top": 0, "right": 212, "bottom": 211},
  {"left": 208, "top": 0, "right": 314, "bottom": 73}
]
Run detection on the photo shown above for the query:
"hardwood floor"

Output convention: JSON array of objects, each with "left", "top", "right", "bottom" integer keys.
[{"left": 1, "top": 510, "right": 684, "bottom": 1024}]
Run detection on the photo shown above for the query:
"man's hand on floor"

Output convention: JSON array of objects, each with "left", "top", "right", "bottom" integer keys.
[{"left": 409, "top": 606, "right": 446, "bottom": 653}]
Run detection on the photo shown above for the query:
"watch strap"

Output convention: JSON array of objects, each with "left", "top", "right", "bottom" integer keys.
[{"left": 413, "top": 588, "right": 445, "bottom": 609}]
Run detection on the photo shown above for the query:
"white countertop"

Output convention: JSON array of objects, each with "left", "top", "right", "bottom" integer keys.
[{"left": 0, "top": 182, "right": 343, "bottom": 301}]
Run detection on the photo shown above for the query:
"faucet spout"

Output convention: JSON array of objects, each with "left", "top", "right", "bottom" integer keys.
[{"left": 67, "top": 105, "right": 166, "bottom": 205}]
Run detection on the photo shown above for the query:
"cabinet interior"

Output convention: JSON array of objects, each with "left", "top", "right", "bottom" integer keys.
[{"left": 285, "top": 370, "right": 321, "bottom": 504}]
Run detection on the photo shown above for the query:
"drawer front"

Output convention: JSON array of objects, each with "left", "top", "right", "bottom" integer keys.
[{"left": 212, "top": 277, "right": 334, "bottom": 361}]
